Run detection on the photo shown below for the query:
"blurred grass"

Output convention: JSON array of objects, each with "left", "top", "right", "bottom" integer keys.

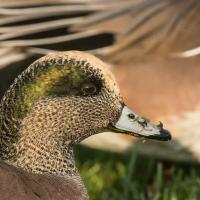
[{"left": 75, "top": 145, "right": 200, "bottom": 200}]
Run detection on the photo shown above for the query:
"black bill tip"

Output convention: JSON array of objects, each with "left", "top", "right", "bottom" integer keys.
[{"left": 148, "top": 128, "right": 172, "bottom": 141}]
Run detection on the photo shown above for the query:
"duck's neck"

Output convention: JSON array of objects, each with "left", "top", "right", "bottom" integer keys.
[
  {"left": 0, "top": 94, "right": 89, "bottom": 198},
  {"left": 13, "top": 130, "right": 78, "bottom": 177},
  {"left": 3, "top": 108, "right": 78, "bottom": 177},
  {"left": 16, "top": 140, "right": 77, "bottom": 176},
  {"left": 0, "top": 94, "right": 78, "bottom": 177},
  {"left": 4, "top": 119, "right": 88, "bottom": 198}
]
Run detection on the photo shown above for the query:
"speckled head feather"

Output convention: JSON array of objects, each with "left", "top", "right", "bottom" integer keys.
[{"left": 0, "top": 51, "right": 123, "bottom": 175}]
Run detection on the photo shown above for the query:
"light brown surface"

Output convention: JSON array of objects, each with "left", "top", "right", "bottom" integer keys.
[{"left": 113, "top": 56, "right": 200, "bottom": 121}]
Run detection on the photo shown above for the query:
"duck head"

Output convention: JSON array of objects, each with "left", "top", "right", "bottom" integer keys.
[
  {"left": 0, "top": 51, "right": 171, "bottom": 174},
  {"left": 1, "top": 51, "right": 171, "bottom": 150}
]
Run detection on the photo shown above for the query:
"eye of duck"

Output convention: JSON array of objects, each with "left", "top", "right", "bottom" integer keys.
[{"left": 80, "top": 82, "right": 97, "bottom": 96}]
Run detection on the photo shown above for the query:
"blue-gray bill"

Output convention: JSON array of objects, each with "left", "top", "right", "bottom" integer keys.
[{"left": 110, "top": 105, "right": 171, "bottom": 141}]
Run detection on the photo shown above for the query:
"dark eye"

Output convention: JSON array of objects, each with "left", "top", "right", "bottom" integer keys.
[{"left": 81, "top": 82, "right": 97, "bottom": 95}]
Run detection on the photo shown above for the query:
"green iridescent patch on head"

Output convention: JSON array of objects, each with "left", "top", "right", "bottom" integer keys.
[{"left": 17, "top": 64, "right": 88, "bottom": 117}]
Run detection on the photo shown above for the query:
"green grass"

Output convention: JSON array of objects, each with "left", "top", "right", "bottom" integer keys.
[{"left": 75, "top": 145, "right": 200, "bottom": 200}]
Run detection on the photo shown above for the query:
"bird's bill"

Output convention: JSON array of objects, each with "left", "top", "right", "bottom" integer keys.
[{"left": 109, "top": 105, "right": 171, "bottom": 141}]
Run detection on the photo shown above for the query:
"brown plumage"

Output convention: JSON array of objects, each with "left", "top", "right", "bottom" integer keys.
[{"left": 0, "top": 162, "right": 87, "bottom": 200}]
